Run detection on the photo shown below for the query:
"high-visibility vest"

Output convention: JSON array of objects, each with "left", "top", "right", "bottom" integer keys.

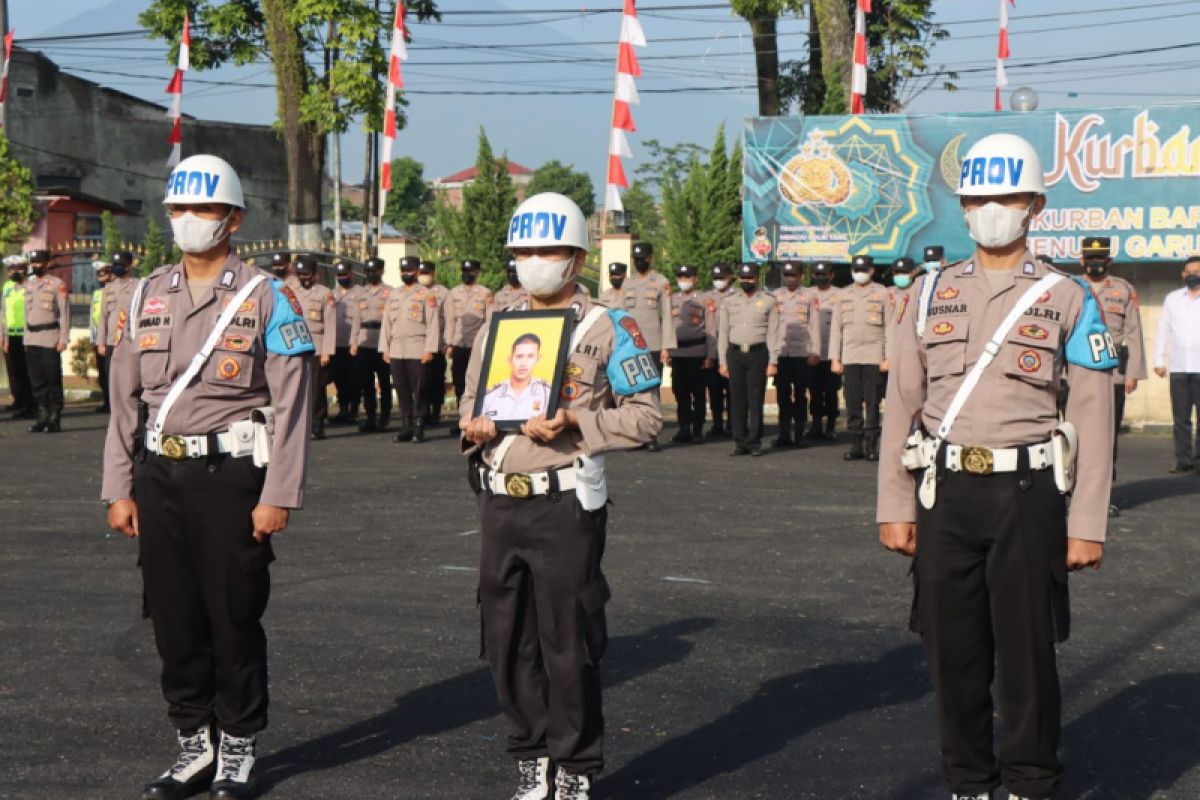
[
  {"left": 90, "top": 288, "right": 104, "bottom": 340},
  {"left": 3, "top": 279, "right": 25, "bottom": 334}
]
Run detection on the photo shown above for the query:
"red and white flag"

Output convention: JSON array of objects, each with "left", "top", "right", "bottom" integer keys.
[
  {"left": 379, "top": 1, "right": 408, "bottom": 218},
  {"left": 605, "top": 0, "right": 645, "bottom": 215},
  {"left": 165, "top": 13, "right": 189, "bottom": 166},
  {"left": 996, "top": 0, "right": 1014, "bottom": 111},
  {"left": 851, "top": 0, "right": 870, "bottom": 115},
  {"left": 0, "top": 29, "right": 15, "bottom": 128}
]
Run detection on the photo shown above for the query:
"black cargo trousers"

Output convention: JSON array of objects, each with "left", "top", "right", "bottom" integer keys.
[
  {"left": 911, "top": 453, "right": 1069, "bottom": 800},
  {"left": 136, "top": 451, "right": 275, "bottom": 737},
  {"left": 477, "top": 490, "right": 610, "bottom": 776}
]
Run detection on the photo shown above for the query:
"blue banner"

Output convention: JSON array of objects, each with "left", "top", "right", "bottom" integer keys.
[{"left": 742, "top": 105, "right": 1200, "bottom": 264}]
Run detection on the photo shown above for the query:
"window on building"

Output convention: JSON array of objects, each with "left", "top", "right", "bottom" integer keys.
[
  {"left": 124, "top": 199, "right": 144, "bottom": 214},
  {"left": 37, "top": 174, "right": 81, "bottom": 191},
  {"left": 16, "top": 87, "right": 33, "bottom": 98},
  {"left": 74, "top": 214, "right": 103, "bottom": 240}
]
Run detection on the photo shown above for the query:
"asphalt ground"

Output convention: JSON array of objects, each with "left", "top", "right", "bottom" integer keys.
[{"left": 1, "top": 406, "right": 1198, "bottom": 800}]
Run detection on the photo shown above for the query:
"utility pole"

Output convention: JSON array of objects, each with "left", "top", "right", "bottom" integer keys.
[
  {"left": 0, "top": 0, "right": 10, "bottom": 131},
  {"left": 327, "top": 19, "right": 342, "bottom": 255}
]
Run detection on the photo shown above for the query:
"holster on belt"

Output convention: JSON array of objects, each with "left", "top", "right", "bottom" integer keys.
[
  {"left": 134, "top": 400, "right": 149, "bottom": 461},
  {"left": 231, "top": 406, "right": 275, "bottom": 467},
  {"left": 1051, "top": 421, "right": 1078, "bottom": 494},
  {"left": 575, "top": 454, "right": 608, "bottom": 511},
  {"left": 467, "top": 450, "right": 485, "bottom": 496}
]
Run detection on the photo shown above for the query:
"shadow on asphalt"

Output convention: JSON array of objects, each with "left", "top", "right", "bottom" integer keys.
[
  {"left": 1111, "top": 475, "right": 1200, "bottom": 510},
  {"left": 254, "top": 616, "right": 717, "bottom": 795},
  {"left": 1061, "top": 672, "right": 1200, "bottom": 799},
  {"left": 599, "top": 643, "right": 930, "bottom": 798}
]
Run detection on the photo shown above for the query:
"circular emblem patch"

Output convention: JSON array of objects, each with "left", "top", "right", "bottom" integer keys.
[
  {"left": 217, "top": 356, "right": 242, "bottom": 380},
  {"left": 561, "top": 380, "right": 580, "bottom": 400},
  {"left": 1018, "top": 350, "right": 1041, "bottom": 373}
]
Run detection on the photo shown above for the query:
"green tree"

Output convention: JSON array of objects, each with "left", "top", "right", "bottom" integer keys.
[
  {"left": 634, "top": 139, "right": 708, "bottom": 198},
  {"left": 620, "top": 180, "right": 661, "bottom": 249},
  {"left": 381, "top": 156, "right": 431, "bottom": 235},
  {"left": 660, "top": 152, "right": 705, "bottom": 274},
  {"left": 142, "top": 217, "right": 166, "bottom": 275},
  {"left": 139, "top": 0, "right": 441, "bottom": 245},
  {"left": 526, "top": 160, "right": 595, "bottom": 219},
  {"left": 101, "top": 211, "right": 123, "bottom": 259},
  {"left": 0, "top": 131, "right": 38, "bottom": 246}
]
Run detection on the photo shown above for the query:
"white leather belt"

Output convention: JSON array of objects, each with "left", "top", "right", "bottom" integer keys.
[
  {"left": 146, "top": 430, "right": 238, "bottom": 460},
  {"left": 944, "top": 441, "right": 1054, "bottom": 475},
  {"left": 482, "top": 466, "right": 577, "bottom": 498}
]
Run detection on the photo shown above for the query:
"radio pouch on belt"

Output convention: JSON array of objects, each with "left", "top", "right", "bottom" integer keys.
[
  {"left": 250, "top": 406, "right": 275, "bottom": 467},
  {"left": 1051, "top": 421, "right": 1078, "bottom": 494},
  {"left": 916, "top": 272, "right": 1065, "bottom": 510}
]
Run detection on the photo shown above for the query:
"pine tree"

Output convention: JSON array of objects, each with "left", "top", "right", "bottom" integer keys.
[
  {"left": 141, "top": 218, "right": 165, "bottom": 275},
  {"left": 458, "top": 127, "right": 518, "bottom": 289},
  {"left": 101, "top": 211, "right": 123, "bottom": 260}
]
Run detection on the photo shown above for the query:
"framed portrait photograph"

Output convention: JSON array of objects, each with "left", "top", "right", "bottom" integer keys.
[{"left": 473, "top": 309, "right": 576, "bottom": 430}]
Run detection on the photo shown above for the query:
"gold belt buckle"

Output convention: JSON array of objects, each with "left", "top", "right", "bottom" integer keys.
[
  {"left": 740, "top": 344, "right": 751, "bottom": 354},
  {"left": 159, "top": 435, "right": 189, "bottom": 460},
  {"left": 504, "top": 473, "right": 533, "bottom": 499},
  {"left": 961, "top": 446, "right": 994, "bottom": 475}
]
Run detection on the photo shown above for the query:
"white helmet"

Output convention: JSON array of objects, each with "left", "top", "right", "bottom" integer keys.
[
  {"left": 506, "top": 192, "right": 589, "bottom": 250},
  {"left": 164, "top": 154, "right": 245, "bottom": 208},
  {"left": 956, "top": 133, "right": 1046, "bottom": 196}
]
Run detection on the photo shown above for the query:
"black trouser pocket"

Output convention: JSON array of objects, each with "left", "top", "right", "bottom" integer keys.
[
  {"left": 231, "top": 543, "right": 275, "bottom": 624},
  {"left": 1049, "top": 563, "right": 1070, "bottom": 643},
  {"left": 577, "top": 575, "right": 611, "bottom": 666}
]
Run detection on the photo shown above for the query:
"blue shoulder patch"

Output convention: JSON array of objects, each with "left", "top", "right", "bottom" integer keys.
[
  {"left": 264, "top": 279, "right": 316, "bottom": 356},
  {"left": 1064, "top": 277, "right": 1119, "bottom": 371},
  {"left": 605, "top": 309, "right": 662, "bottom": 396}
]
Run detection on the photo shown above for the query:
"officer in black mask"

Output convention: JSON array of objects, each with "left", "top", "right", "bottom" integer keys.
[
  {"left": 269, "top": 251, "right": 294, "bottom": 284},
  {"left": 600, "top": 262, "right": 627, "bottom": 306},
  {"left": 330, "top": 259, "right": 359, "bottom": 423},
  {"left": 495, "top": 257, "right": 526, "bottom": 307},
  {"left": 351, "top": 257, "right": 393, "bottom": 432},
  {"left": 807, "top": 261, "right": 841, "bottom": 441}
]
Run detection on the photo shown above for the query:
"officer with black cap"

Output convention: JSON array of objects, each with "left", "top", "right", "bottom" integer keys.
[
  {"left": 625, "top": 243, "right": 676, "bottom": 452},
  {"left": 445, "top": 258, "right": 493, "bottom": 434},
  {"left": 350, "top": 256, "right": 393, "bottom": 432},
  {"left": 830, "top": 254, "right": 892, "bottom": 461},
  {"left": 883, "top": 257, "right": 919, "bottom": 398},
  {"left": 1080, "top": 236, "right": 1146, "bottom": 516},
  {"left": 773, "top": 261, "right": 822, "bottom": 447},
  {"left": 718, "top": 262, "right": 780, "bottom": 455},
  {"left": 807, "top": 260, "right": 841, "bottom": 441},
  {"left": 293, "top": 254, "right": 337, "bottom": 439},
  {"left": 922, "top": 245, "right": 947, "bottom": 274},
  {"left": 418, "top": 259, "right": 449, "bottom": 427},
  {"left": 90, "top": 258, "right": 114, "bottom": 413},
  {"left": 330, "top": 258, "right": 359, "bottom": 424},
  {"left": 701, "top": 263, "right": 735, "bottom": 436},
  {"left": 599, "top": 261, "right": 627, "bottom": 307},
  {"left": 494, "top": 256, "right": 527, "bottom": 308},
  {"left": 22, "top": 249, "right": 69, "bottom": 433},
  {"left": 269, "top": 251, "right": 295, "bottom": 286},
  {"left": 668, "top": 263, "right": 715, "bottom": 443}
]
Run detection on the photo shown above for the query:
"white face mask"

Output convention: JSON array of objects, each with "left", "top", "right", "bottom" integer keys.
[
  {"left": 712, "top": 278, "right": 730, "bottom": 291},
  {"left": 516, "top": 254, "right": 577, "bottom": 298},
  {"left": 170, "top": 211, "right": 232, "bottom": 254},
  {"left": 923, "top": 261, "right": 942, "bottom": 272},
  {"left": 677, "top": 279, "right": 694, "bottom": 292},
  {"left": 964, "top": 201, "right": 1033, "bottom": 249},
  {"left": 851, "top": 271, "right": 872, "bottom": 285},
  {"left": 418, "top": 274, "right": 434, "bottom": 287}
]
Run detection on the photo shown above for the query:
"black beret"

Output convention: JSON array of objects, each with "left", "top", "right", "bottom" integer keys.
[
  {"left": 271, "top": 251, "right": 290, "bottom": 266},
  {"left": 334, "top": 260, "right": 353, "bottom": 275},
  {"left": 923, "top": 245, "right": 944, "bottom": 261},
  {"left": 111, "top": 251, "right": 135, "bottom": 268},
  {"left": 27, "top": 249, "right": 50, "bottom": 263},
  {"left": 851, "top": 255, "right": 874, "bottom": 270},
  {"left": 400, "top": 256, "right": 421, "bottom": 270},
  {"left": 632, "top": 242, "right": 653, "bottom": 258},
  {"left": 674, "top": 264, "right": 697, "bottom": 277},
  {"left": 737, "top": 262, "right": 759, "bottom": 278},
  {"left": 780, "top": 261, "right": 803, "bottom": 276},
  {"left": 418, "top": 260, "right": 436, "bottom": 272},
  {"left": 461, "top": 259, "right": 481, "bottom": 270},
  {"left": 812, "top": 261, "right": 835, "bottom": 275},
  {"left": 505, "top": 258, "right": 518, "bottom": 271},
  {"left": 365, "top": 257, "right": 385, "bottom": 270},
  {"left": 294, "top": 254, "right": 318, "bottom": 273},
  {"left": 711, "top": 262, "right": 733, "bottom": 278},
  {"left": 892, "top": 257, "right": 917, "bottom": 272},
  {"left": 608, "top": 261, "right": 628, "bottom": 275}
]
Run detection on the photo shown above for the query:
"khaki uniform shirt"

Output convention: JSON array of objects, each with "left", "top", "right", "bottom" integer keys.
[
  {"left": 460, "top": 288, "right": 662, "bottom": 473},
  {"left": 98, "top": 275, "right": 138, "bottom": 348},
  {"left": 773, "top": 287, "right": 822, "bottom": 358},
  {"left": 480, "top": 378, "right": 553, "bottom": 420},
  {"left": 1085, "top": 275, "right": 1147, "bottom": 384},
  {"left": 494, "top": 284, "right": 528, "bottom": 310},
  {"left": 877, "top": 254, "right": 1115, "bottom": 541},
  {"left": 811, "top": 286, "right": 839, "bottom": 361},
  {"left": 293, "top": 283, "right": 338, "bottom": 357},
  {"left": 333, "top": 285, "right": 357, "bottom": 348},
  {"left": 379, "top": 283, "right": 440, "bottom": 360},
  {"left": 426, "top": 283, "right": 449, "bottom": 349},
  {"left": 101, "top": 255, "right": 313, "bottom": 508},
  {"left": 23, "top": 274, "right": 70, "bottom": 348},
  {"left": 618, "top": 270, "right": 677, "bottom": 352},
  {"left": 830, "top": 282, "right": 892, "bottom": 365},
  {"left": 445, "top": 283, "right": 493, "bottom": 348},
  {"left": 351, "top": 283, "right": 392, "bottom": 349},
  {"left": 669, "top": 289, "right": 716, "bottom": 359},
  {"left": 598, "top": 287, "right": 622, "bottom": 308},
  {"left": 718, "top": 289, "right": 781, "bottom": 368}
]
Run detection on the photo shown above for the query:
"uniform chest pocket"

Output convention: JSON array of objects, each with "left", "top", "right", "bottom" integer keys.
[
  {"left": 1003, "top": 319, "right": 1061, "bottom": 387},
  {"left": 642, "top": 290, "right": 659, "bottom": 309},
  {"left": 305, "top": 302, "right": 324, "bottom": 323},
  {"left": 923, "top": 316, "right": 968, "bottom": 380},
  {"left": 561, "top": 356, "right": 602, "bottom": 404},
  {"left": 208, "top": 347, "right": 255, "bottom": 389},
  {"left": 137, "top": 328, "right": 173, "bottom": 387},
  {"left": 795, "top": 306, "right": 810, "bottom": 321},
  {"left": 624, "top": 293, "right": 637, "bottom": 309},
  {"left": 866, "top": 301, "right": 885, "bottom": 325}
]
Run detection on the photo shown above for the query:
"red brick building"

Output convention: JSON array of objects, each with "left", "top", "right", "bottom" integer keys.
[{"left": 432, "top": 160, "right": 534, "bottom": 210}]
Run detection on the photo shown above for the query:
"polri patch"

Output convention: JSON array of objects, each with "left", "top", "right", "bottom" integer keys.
[
  {"left": 1018, "top": 324, "right": 1049, "bottom": 341},
  {"left": 221, "top": 333, "right": 253, "bottom": 352},
  {"left": 1018, "top": 350, "right": 1042, "bottom": 373},
  {"left": 217, "top": 356, "right": 241, "bottom": 380}
]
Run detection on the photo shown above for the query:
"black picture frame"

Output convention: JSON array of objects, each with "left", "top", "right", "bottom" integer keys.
[{"left": 473, "top": 309, "right": 576, "bottom": 431}]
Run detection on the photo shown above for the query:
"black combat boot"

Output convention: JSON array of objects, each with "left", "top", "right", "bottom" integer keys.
[
  {"left": 358, "top": 414, "right": 376, "bottom": 433},
  {"left": 393, "top": 417, "right": 414, "bottom": 443},
  {"left": 670, "top": 426, "right": 693, "bottom": 444},
  {"left": 412, "top": 417, "right": 426, "bottom": 443},
  {"left": 844, "top": 436, "right": 865, "bottom": 461},
  {"left": 45, "top": 412, "right": 62, "bottom": 433},
  {"left": 864, "top": 431, "right": 880, "bottom": 461},
  {"left": 823, "top": 416, "right": 839, "bottom": 441},
  {"left": 28, "top": 407, "right": 48, "bottom": 433}
]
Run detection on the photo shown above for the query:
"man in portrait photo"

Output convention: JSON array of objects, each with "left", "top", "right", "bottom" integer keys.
[{"left": 481, "top": 332, "right": 553, "bottom": 420}]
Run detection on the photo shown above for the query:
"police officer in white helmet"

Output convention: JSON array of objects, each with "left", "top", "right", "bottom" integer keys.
[
  {"left": 458, "top": 193, "right": 662, "bottom": 800},
  {"left": 878, "top": 133, "right": 1117, "bottom": 800},
  {"left": 102, "top": 154, "right": 315, "bottom": 800}
]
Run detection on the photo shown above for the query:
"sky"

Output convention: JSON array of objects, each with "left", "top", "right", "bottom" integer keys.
[{"left": 11, "top": 0, "right": 1200, "bottom": 203}]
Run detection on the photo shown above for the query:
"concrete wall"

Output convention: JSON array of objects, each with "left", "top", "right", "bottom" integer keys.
[{"left": 5, "top": 48, "right": 288, "bottom": 244}]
